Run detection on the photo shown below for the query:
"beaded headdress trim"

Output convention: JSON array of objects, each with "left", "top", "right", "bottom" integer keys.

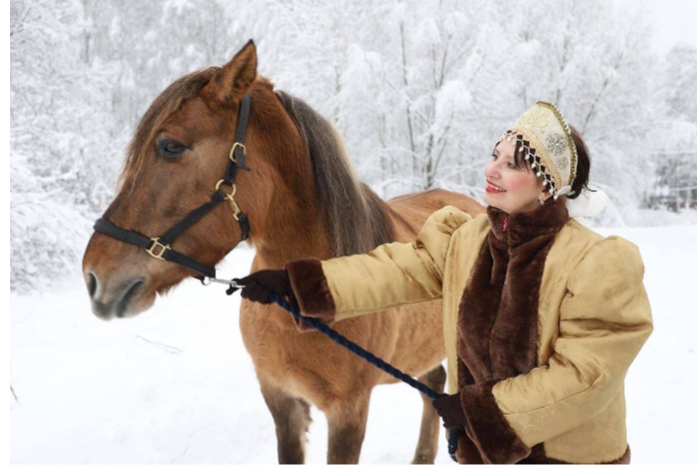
[{"left": 497, "top": 101, "right": 578, "bottom": 201}]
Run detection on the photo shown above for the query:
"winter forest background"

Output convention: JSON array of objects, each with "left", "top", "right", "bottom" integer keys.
[{"left": 9, "top": 0, "right": 697, "bottom": 293}]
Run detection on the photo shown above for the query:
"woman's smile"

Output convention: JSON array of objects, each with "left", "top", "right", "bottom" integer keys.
[{"left": 486, "top": 181, "right": 507, "bottom": 193}]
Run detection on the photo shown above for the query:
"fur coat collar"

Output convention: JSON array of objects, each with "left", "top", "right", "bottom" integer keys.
[
  {"left": 457, "top": 198, "right": 570, "bottom": 386},
  {"left": 455, "top": 199, "right": 571, "bottom": 464}
]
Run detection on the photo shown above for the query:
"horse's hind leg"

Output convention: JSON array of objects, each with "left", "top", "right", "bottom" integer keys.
[
  {"left": 325, "top": 392, "right": 371, "bottom": 464},
  {"left": 260, "top": 381, "right": 312, "bottom": 464},
  {"left": 411, "top": 364, "right": 447, "bottom": 464}
]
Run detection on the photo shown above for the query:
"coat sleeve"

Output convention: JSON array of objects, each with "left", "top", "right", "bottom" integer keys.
[
  {"left": 283, "top": 205, "right": 472, "bottom": 331},
  {"left": 457, "top": 236, "right": 654, "bottom": 464}
]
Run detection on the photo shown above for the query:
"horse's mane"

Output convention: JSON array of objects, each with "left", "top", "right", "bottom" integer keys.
[
  {"left": 278, "top": 91, "right": 395, "bottom": 256},
  {"left": 116, "top": 67, "right": 394, "bottom": 256}
]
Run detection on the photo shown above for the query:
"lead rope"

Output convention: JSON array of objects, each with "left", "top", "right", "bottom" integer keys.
[{"left": 223, "top": 282, "right": 461, "bottom": 462}]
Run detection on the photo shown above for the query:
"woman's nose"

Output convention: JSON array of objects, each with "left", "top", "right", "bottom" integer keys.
[{"left": 484, "top": 159, "right": 500, "bottom": 179}]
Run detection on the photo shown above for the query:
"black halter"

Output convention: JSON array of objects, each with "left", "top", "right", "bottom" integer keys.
[{"left": 93, "top": 93, "right": 253, "bottom": 281}]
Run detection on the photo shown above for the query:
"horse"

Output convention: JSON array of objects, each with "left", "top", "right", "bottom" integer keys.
[{"left": 82, "top": 40, "right": 485, "bottom": 464}]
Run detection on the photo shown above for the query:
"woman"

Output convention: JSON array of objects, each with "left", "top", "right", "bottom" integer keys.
[{"left": 237, "top": 102, "right": 653, "bottom": 464}]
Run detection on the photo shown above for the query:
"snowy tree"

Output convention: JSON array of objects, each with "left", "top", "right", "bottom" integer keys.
[
  {"left": 647, "top": 45, "right": 697, "bottom": 211},
  {"left": 659, "top": 45, "right": 697, "bottom": 123},
  {"left": 10, "top": 0, "right": 697, "bottom": 292},
  {"left": 10, "top": 0, "right": 119, "bottom": 291},
  {"left": 235, "top": 0, "right": 665, "bottom": 208}
]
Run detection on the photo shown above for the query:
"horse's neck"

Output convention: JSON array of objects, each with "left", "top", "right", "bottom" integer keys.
[{"left": 252, "top": 186, "right": 334, "bottom": 269}]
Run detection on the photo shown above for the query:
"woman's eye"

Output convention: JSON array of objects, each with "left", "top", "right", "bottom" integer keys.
[{"left": 491, "top": 154, "right": 518, "bottom": 170}]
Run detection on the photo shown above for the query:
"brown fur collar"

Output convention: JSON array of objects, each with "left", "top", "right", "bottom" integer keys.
[{"left": 455, "top": 199, "right": 570, "bottom": 464}]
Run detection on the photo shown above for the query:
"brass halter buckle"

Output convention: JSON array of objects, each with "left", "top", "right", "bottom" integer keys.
[
  {"left": 229, "top": 142, "right": 246, "bottom": 163},
  {"left": 146, "top": 237, "right": 171, "bottom": 260},
  {"left": 215, "top": 179, "right": 242, "bottom": 221}
]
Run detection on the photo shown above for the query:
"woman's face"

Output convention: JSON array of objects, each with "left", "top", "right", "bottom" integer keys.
[{"left": 483, "top": 140, "right": 552, "bottom": 215}]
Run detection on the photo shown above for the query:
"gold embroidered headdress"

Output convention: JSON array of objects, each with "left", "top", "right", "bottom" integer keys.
[{"left": 498, "top": 101, "right": 578, "bottom": 201}]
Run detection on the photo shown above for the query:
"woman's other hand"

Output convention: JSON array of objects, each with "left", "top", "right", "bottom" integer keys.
[{"left": 432, "top": 393, "right": 468, "bottom": 430}]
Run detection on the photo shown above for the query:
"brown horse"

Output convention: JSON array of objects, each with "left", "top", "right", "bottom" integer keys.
[{"left": 82, "top": 41, "right": 484, "bottom": 464}]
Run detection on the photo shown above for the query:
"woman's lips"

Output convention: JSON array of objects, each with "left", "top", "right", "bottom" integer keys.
[{"left": 486, "top": 181, "right": 507, "bottom": 194}]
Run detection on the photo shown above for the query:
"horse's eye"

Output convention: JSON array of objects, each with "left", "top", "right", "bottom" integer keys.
[{"left": 157, "top": 139, "right": 186, "bottom": 160}]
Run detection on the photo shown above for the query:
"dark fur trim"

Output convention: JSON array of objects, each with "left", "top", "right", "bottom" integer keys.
[
  {"left": 609, "top": 446, "right": 631, "bottom": 465},
  {"left": 455, "top": 199, "right": 570, "bottom": 462},
  {"left": 457, "top": 200, "right": 569, "bottom": 384},
  {"left": 459, "top": 381, "right": 531, "bottom": 464},
  {"left": 456, "top": 437, "right": 632, "bottom": 464},
  {"left": 453, "top": 430, "right": 484, "bottom": 464},
  {"left": 285, "top": 258, "right": 337, "bottom": 332}
]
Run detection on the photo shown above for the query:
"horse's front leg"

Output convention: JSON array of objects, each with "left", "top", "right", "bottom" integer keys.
[
  {"left": 324, "top": 391, "right": 372, "bottom": 464},
  {"left": 412, "top": 364, "right": 447, "bottom": 464},
  {"left": 259, "top": 378, "right": 313, "bottom": 464}
]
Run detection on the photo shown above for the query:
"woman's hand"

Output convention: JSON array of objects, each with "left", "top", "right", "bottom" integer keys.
[
  {"left": 432, "top": 393, "right": 468, "bottom": 430},
  {"left": 235, "top": 269, "right": 296, "bottom": 305}
]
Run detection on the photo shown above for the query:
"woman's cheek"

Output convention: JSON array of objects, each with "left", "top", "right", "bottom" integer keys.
[{"left": 505, "top": 172, "right": 533, "bottom": 193}]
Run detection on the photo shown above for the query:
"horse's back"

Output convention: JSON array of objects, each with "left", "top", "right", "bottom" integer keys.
[{"left": 386, "top": 189, "right": 484, "bottom": 240}]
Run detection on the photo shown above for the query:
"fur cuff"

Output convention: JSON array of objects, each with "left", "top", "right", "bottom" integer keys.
[
  {"left": 285, "top": 258, "right": 337, "bottom": 332},
  {"left": 460, "top": 381, "right": 531, "bottom": 464}
]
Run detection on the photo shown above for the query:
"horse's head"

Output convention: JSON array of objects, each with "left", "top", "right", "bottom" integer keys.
[{"left": 82, "top": 40, "right": 310, "bottom": 320}]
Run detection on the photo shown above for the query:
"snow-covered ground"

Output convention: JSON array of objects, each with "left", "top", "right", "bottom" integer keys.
[{"left": 10, "top": 225, "right": 697, "bottom": 464}]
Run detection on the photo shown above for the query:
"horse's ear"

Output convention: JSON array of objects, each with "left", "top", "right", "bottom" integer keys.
[{"left": 208, "top": 40, "right": 257, "bottom": 105}]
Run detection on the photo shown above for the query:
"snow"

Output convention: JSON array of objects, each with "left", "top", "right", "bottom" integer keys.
[{"left": 10, "top": 225, "right": 697, "bottom": 464}]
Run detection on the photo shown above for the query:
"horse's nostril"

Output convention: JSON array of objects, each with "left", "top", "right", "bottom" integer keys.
[
  {"left": 87, "top": 272, "right": 98, "bottom": 298},
  {"left": 115, "top": 277, "right": 145, "bottom": 318}
]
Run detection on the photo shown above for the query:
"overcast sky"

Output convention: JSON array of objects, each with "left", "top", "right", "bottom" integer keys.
[{"left": 613, "top": 0, "right": 697, "bottom": 53}]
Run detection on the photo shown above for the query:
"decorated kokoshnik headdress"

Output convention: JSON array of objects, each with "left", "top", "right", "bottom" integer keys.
[{"left": 498, "top": 101, "right": 578, "bottom": 201}]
